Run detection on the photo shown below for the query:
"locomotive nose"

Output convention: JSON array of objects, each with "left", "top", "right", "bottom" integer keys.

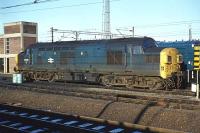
[{"left": 160, "top": 48, "right": 182, "bottom": 79}]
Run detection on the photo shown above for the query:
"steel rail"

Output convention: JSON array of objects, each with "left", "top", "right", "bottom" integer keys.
[{"left": 0, "top": 104, "right": 186, "bottom": 133}]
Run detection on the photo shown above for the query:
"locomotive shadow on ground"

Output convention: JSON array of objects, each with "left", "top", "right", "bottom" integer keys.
[
  {"left": 96, "top": 101, "right": 116, "bottom": 118},
  {"left": 95, "top": 95, "right": 160, "bottom": 125},
  {"left": 133, "top": 102, "right": 157, "bottom": 124}
]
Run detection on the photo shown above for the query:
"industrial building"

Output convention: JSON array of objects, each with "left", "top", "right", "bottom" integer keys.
[{"left": 0, "top": 21, "right": 38, "bottom": 74}]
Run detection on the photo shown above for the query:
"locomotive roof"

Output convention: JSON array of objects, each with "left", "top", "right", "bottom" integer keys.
[{"left": 29, "top": 37, "right": 157, "bottom": 49}]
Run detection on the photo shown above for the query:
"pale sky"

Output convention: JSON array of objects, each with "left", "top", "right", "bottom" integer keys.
[{"left": 0, "top": 0, "right": 200, "bottom": 41}]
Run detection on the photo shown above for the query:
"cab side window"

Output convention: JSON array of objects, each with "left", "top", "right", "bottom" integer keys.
[
  {"left": 177, "top": 55, "right": 183, "bottom": 63},
  {"left": 167, "top": 56, "right": 172, "bottom": 63}
]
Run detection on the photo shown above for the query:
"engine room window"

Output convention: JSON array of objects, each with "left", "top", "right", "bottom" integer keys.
[
  {"left": 80, "top": 51, "right": 88, "bottom": 57},
  {"left": 54, "top": 47, "right": 61, "bottom": 51},
  {"left": 60, "top": 51, "right": 75, "bottom": 64},
  {"left": 145, "top": 55, "right": 160, "bottom": 63},
  {"left": 46, "top": 47, "right": 53, "bottom": 51},
  {"left": 39, "top": 48, "right": 45, "bottom": 51},
  {"left": 37, "top": 55, "right": 43, "bottom": 65},
  {"left": 132, "top": 46, "right": 143, "bottom": 54},
  {"left": 107, "top": 51, "right": 123, "bottom": 65},
  {"left": 63, "top": 47, "right": 70, "bottom": 50}
]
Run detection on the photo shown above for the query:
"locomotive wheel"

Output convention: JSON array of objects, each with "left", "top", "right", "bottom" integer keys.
[
  {"left": 33, "top": 73, "right": 40, "bottom": 81},
  {"left": 47, "top": 73, "right": 59, "bottom": 82},
  {"left": 102, "top": 78, "right": 112, "bottom": 87},
  {"left": 100, "top": 75, "right": 113, "bottom": 88},
  {"left": 125, "top": 76, "right": 164, "bottom": 90},
  {"left": 22, "top": 72, "right": 33, "bottom": 82},
  {"left": 48, "top": 77, "right": 54, "bottom": 82},
  {"left": 125, "top": 84, "right": 133, "bottom": 89},
  {"left": 150, "top": 82, "right": 163, "bottom": 90},
  {"left": 160, "top": 77, "right": 176, "bottom": 90},
  {"left": 148, "top": 78, "right": 164, "bottom": 90},
  {"left": 176, "top": 75, "right": 183, "bottom": 89},
  {"left": 48, "top": 74, "right": 55, "bottom": 82}
]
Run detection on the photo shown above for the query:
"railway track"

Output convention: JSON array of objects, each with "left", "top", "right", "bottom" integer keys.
[
  {"left": 0, "top": 77, "right": 195, "bottom": 96},
  {"left": 0, "top": 103, "right": 185, "bottom": 133},
  {"left": 32, "top": 81, "right": 195, "bottom": 96},
  {"left": 0, "top": 79, "right": 199, "bottom": 111}
]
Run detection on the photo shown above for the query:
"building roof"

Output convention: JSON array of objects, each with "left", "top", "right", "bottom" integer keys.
[{"left": 4, "top": 21, "right": 37, "bottom": 26}]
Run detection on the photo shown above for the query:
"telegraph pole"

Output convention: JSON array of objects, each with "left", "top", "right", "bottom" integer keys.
[
  {"left": 132, "top": 26, "right": 134, "bottom": 37},
  {"left": 75, "top": 31, "right": 79, "bottom": 41},
  {"left": 51, "top": 27, "right": 54, "bottom": 43},
  {"left": 189, "top": 25, "right": 192, "bottom": 41}
]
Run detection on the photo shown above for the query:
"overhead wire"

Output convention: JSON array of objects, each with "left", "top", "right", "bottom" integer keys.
[
  {"left": 1, "top": 0, "right": 198, "bottom": 40},
  {"left": 116, "top": 21, "right": 200, "bottom": 39},
  {"left": 146, "top": 33, "right": 199, "bottom": 38},
  {"left": 0, "top": 0, "right": 121, "bottom": 14},
  {"left": 117, "top": 20, "right": 200, "bottom": 30},
  {"left": 135, "top": 20, "right": 200, "bottom": 28},
  {"left": 1, "top": 0, "right": 61, "bottom": 9}
]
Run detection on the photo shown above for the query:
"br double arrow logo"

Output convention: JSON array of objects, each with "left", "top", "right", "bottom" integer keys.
[{"left": 48, "top": 57, "right": 54, "bottom": 64}]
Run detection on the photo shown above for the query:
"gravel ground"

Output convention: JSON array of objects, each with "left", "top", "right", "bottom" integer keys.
[{"left": 0, "top": 88, "right": 199, "bottom": 133}]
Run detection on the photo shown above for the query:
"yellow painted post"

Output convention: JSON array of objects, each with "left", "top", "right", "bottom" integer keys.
[
  {"left": 194, "top": 45, "right": 200, "bottom": 70},
  {"left": 194, "top": 45, "right": 200, "bottom": 99}
]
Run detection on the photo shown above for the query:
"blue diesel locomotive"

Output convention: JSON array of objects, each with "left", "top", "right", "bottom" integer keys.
[{"left": 16, "top": 37, "right": 183, "bottom": 90}]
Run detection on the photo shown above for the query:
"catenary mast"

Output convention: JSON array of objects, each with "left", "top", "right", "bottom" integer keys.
[{"left": 103, "top": 0, "right": 111, "bottom": 39}]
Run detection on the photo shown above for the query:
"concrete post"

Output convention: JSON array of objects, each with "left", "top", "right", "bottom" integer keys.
[
  {"left": 3, "top": 57, "right": 6, "bottom": 74},
  {"left": 196, "top": 70, "right": 199, "bottom": 99},
  {"left": 187, "top": 70, "right": 190, "bottom": 83}
]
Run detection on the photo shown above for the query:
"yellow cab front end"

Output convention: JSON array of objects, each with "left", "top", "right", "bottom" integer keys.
[{"left": 160, "top": 48, "right": 183, "bottom": 79}]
